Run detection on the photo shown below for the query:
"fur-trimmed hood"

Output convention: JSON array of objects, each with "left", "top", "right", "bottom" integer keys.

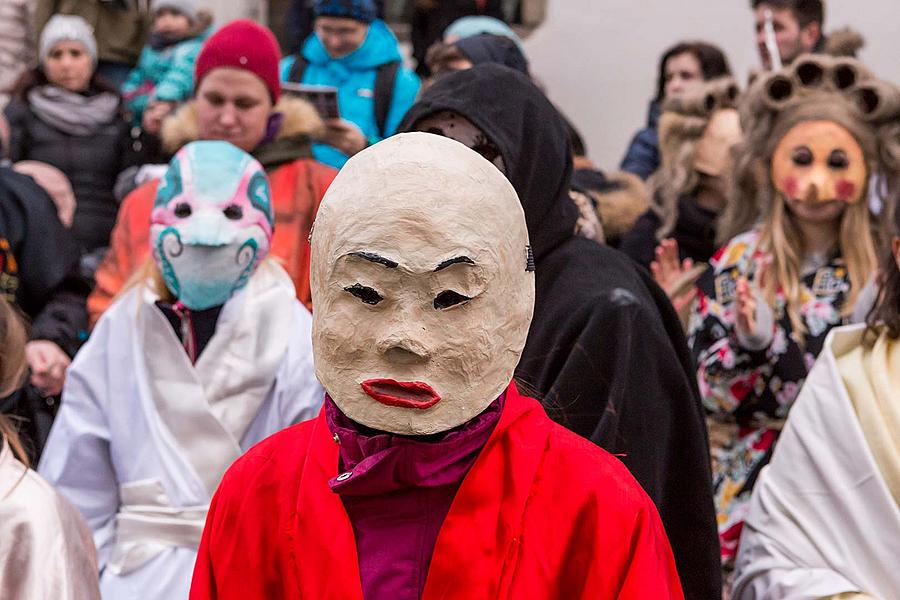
[
  {"left": 161, "top": 95, "right": 325, "bottom": 156},
  {"left": 572, "top": 169, "right": 649, "bottom": 245}
]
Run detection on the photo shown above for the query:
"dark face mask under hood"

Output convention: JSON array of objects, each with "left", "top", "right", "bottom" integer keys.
[{"left": 399, "top": 64, "right": 579, "bottom": 261}]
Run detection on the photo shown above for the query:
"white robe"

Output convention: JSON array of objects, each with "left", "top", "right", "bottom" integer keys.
[
  {"left": 0, "top": 439, "right": 100, "bottom": 599},
  {"left": 38, "top": 262, "right": 324, "bottom": 600},
  {"left": 732, "top": 324, "right": 900, "bottom": 600}
]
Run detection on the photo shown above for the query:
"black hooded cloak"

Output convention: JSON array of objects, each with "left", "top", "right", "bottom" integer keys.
[{"left": 399, "top": 64, "right": 721, "bottom": 600}]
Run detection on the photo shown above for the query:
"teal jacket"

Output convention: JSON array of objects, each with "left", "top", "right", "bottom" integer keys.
[
  {"left": 122, "top": 28, "right": 211, "bottom": 125},
  {"left": 279, "top": 20, "right": 420, "bottom": 169}
]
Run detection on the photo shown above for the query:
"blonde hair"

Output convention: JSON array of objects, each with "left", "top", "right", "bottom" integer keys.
[
  {"left": 119, "top": 259, "right": 176, "bottom": 305},
  {"left": 0, "top": 298, "right": 31, "bottom": 466},
  {"left": 760, "top": 193, "right": 876, "bottom": 339}
]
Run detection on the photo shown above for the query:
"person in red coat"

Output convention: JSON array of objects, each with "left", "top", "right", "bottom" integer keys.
[{"left": 190, "top": 132, "right": 684, "bottom": 600}]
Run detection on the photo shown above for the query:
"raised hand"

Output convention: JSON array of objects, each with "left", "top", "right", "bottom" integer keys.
[
  {"left": 322, "top": 119, "right": 368, "bottom": 157},
  {"left": 735, "top": 259, "right": 770, "bottom": 340},
  {"left": 735, "top": 277, "right": 757, "bottom": 337},
  {"left": 651, "top": 239, "right": 702, "bottom": 321}
]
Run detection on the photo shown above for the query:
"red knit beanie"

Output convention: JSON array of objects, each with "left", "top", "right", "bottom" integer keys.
[{"left": 195, "top": 20, "right": 281, "bottom": 103}]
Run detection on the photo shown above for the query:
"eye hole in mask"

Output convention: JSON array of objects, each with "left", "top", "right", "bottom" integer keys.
[
  {"left": 345, "top": 283, "right": 383, "bottom": 305},
  {"left": 470, "top": 133, "right": 502, "bottom": 166},
  {"left": 223, "top": 204, "right": 244, "bottom": 220},
  {"left": 828, "top": 149, "right": 849, "bottom": 169},
  {"left": 792, "top": 146, "right": 813, "bottom": 167},
  {"left": 433, "top": 290, "right": 471, "bottom": 310},
  {"left": 175, "top": 202, "right": 192, "bottom": 218}
]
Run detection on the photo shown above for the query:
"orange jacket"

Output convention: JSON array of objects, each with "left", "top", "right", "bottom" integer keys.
[
  {"left": 88, "top": 158, "right": 336, "bottom": 326},
  {"left": 190, "top": 382, "right": 684, "bottom": 600}
]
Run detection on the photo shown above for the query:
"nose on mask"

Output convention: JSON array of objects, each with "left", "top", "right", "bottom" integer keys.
[
  {"left": 378, "top": 334, "right": 430, "bottom": 365},
  {"left": 781, "top": 168, "right": 862, "bottom": 204},
  {"left": 799, "top": 170, "right": 831, "bottom": 203},
  {"left": 384, "top": 345, "right": 429, "bottom": 365}
]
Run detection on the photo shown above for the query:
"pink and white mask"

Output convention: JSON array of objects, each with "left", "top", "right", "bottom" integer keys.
[
  {"left": 150, "top": 141, "right": 274, "bottom": 310},
  {"left": 310, "top": 133, "right": 535, "bottom": 435}
]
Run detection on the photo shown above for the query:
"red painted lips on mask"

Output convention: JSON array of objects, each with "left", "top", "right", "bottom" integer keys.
[{"left": 361, "top": 379, "right": 442, "bottom": 409}]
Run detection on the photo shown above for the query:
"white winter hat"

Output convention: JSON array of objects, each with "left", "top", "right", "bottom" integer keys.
[
  {"left": 151, "top": 0, "right": 199, "bottom": 22},
  {"left": 39, "top": 15, "right": 98, "bottom": 66}
]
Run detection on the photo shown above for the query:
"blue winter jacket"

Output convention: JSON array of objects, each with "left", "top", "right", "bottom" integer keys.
[
  {"left": 619, "top": 101, "right": 661, "bottom": 181},
  {"left": 122, "top": 28, "right": 212, "bottom": 125},
  {"left": 279, "top": 20, "right": 421, "bottom": 169}
]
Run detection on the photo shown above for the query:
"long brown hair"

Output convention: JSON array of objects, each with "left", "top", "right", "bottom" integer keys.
[
  {"left": 654, "top": 41, "right": 732, "bottom": 102},
  {"left": 0, "top": 298, "right": 30, "bottom": 467}
]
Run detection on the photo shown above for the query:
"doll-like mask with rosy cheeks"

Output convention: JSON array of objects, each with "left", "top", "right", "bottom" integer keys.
[
  {"left": 771, "top": 120, "right": 868, "bottom": 204},
  {"left": 150, "top": 141, "right": 274, "bottom": 310},
  {"left": 310, "top": 133, "right": 535, "bottom": 435}
]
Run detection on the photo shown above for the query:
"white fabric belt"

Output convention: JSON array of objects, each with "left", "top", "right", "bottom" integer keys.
[{"left": 107, "top": 479, "right": 208, "bottom": 576}]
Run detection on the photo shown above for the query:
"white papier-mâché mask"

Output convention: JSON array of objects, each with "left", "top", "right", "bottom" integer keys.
[{"left": 310, "top": 132, "right": 535, "bottom": 435}]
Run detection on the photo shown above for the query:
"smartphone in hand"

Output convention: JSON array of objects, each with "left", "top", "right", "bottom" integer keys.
[{"left": 282, "top": 82, "right": 341, "bottom": 120}]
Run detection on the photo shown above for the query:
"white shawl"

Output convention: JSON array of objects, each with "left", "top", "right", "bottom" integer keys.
[{"left": 733, "top": 324, "right": 900, "bottom": 600}]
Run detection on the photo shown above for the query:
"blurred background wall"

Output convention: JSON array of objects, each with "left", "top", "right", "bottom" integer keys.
[
  {"left": 212, "top": 0, "right": 898, "bottom": 171},
  {"left": 525, "top": 0, "right": 900, "bottom": 170}
]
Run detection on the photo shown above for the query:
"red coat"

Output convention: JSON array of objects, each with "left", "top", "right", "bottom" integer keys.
[{"left": 190, "top": 383, "right": 684, "bottom": 599}]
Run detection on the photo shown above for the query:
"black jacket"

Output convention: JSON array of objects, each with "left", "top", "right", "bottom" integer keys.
[
  {"left": 400, "top": 64, "right": 721, "bottom": 600},
  {"left": 0, "top": 167, "right": 88, "bottom": 353},
  {"left": 0, "top": 166, "right": 90, "bottom": 459},
  {"left": 620, "top": 196, "right": 720, "bottom": 270},
  {"left": 5, "top": 90, "right": 132, "bottom": 254}
]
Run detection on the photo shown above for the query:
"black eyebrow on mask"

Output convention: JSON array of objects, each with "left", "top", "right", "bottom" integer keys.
[
  {"left": 348, "top": 252, "right": 399, "bottom": 268},
  {"left": 434, "top": 256, "right": 476, "bottom": 272}
]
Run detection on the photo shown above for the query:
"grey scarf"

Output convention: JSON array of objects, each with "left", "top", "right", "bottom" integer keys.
[{"left": 28, "top": 85, "right": 120, "bottom": 136}]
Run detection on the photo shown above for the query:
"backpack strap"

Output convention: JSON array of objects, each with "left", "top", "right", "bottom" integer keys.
[
  {"left": 287, "top": 55, "right": 308, "bottom": 83},
  {"left": 373, "top": 61, "right": 400, "bottom": 138}
]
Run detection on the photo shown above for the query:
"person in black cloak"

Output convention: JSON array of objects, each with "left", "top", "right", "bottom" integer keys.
[{"left": 399, "top": 64, "right": 721, "bottom": 600}]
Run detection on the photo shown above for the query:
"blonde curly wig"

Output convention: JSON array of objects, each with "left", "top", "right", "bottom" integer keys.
[{"left": 719, "top": 54, "right": 900, "bottom": 339}]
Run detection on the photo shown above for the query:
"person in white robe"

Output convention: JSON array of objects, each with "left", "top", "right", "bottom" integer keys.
[
  {"left": 733, "top": 222, "right": 900, "bottom": 600},
  {"left": 0, "top": 297, "right": 100, "bottom": 600},
  {"left": 38, "top": 141, "right": 325, "bottom": 600}
]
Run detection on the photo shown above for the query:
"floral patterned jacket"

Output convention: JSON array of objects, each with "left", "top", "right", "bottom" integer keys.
[{"left": 688, "top": 227, "right": 851, "bottom": 565}]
